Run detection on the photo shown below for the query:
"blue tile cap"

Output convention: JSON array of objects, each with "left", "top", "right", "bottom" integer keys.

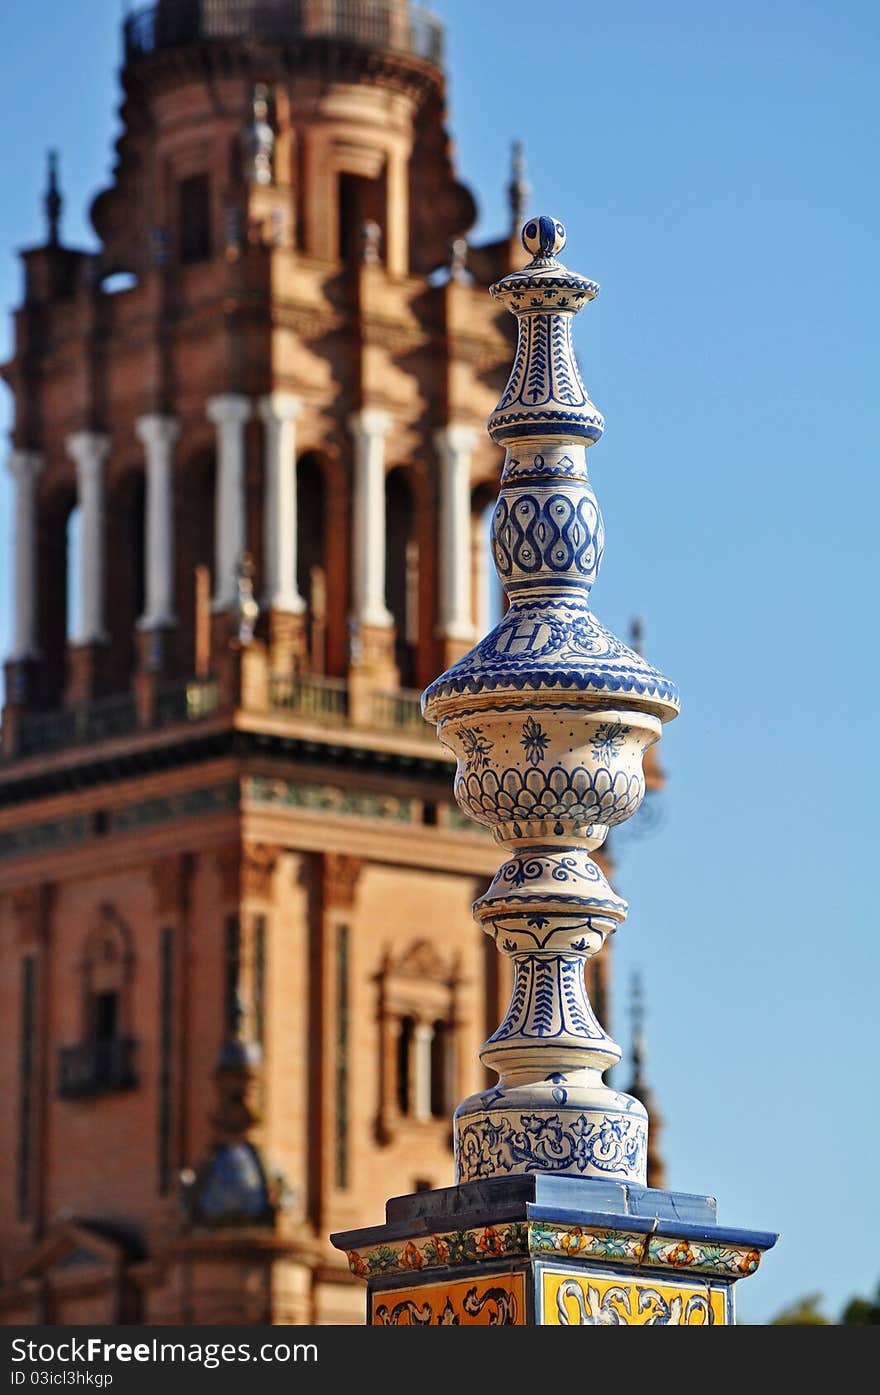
[{"left": 330, "top": 1176, "right": 778, "bottom": 1257}]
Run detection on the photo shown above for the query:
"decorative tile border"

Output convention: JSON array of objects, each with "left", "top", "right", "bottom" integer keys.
[
  {"left": 530, "top": 1221, "right": 645, "bottom": 1265},
  {"left": 347, "top": 1222, "right": 528, "bottom": 1279},
  {"left": 245, "top": 774, "right": 415, "bottom": 824},
  {"left": 110, "top": 782, "right": 240, "bottom": 831},
  {"left": 646, "top": 1235, "right": 762, "bottom": 1278},
  {"left": 530, "top": 1221, "right": 763, "bottom": 1279},
  {"left": 0, "top": 770, "right": 423, "bottom": 864},
  {"left": 0, "top": 814, "right": 91, "bottom": 861},
  {"left": 347, "top": 1216, "right": 764, "bottom": 1284}
]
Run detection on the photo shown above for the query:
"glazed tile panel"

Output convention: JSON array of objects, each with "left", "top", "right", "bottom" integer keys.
[
  {"left": 371, "top": 1273, "right": 525, "bottom": 1326},
  {"left": 540, "top": 1267, "right": 729, "bottom": 1326}
]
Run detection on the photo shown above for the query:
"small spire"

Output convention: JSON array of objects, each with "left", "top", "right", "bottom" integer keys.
[
  {"left": 630, "top": 614, "right": 644, "bottom": 655},
  {"left": 449, "top": 236, "right": 470, "bottom": 283},
  {"left": 243, "top": 83, "right": 274, "bottom": 186},
  {"left": 626, "top": 970, "right": 667, "bottom": 1190},
  {"left": 507, "top": 139, "right": 530, "bottom": 233},
  {"left": 235, "top": 551, "right": 259, "bottom": 645},
  {"left": 630, "top": 970, "right": 647, "bottom": 1092},
  {"left": 361, "top": 220, "right": 382, "bottom": 265},
  {"left": 45, "top": 150, "right": 63, "bottom": 247}
]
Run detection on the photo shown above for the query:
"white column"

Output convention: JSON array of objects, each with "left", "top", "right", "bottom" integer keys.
[
  {"left": 206, "top": 394, "right": 251, "bottom": 611},
  {"left": 348, "top": 408, "right": 393, "bottom": 629},
  {"left": 258, "top": 392, "right": 305, "bottom": 613},
  {"left": 6, "top": 449, "right": 45, "bottom": 659},
  {"left": 66, "top": 431, "right": 110, "bottom": 644},
  {"left": 136, "top": 414, "right": 179, "bottom": 629},
  {"left": 435, "top": 423, "right": 477, "bottom": 641}
]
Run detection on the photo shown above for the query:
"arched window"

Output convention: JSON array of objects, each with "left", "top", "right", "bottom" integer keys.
[
  {"left": 58, "top": 904, "right": 137, "bottom": 1098},
  {"left": 80, "top": 905, "right": 135, "bottom": 1043},
  {"left": 296, "top": 452, "right": 328, "bottom": 673},
  {"left": 385, "top": 467, "right": 418, "bottom": 686},
  {"left": 378, "top": 940, "right": 459, "bottom": 1138}
]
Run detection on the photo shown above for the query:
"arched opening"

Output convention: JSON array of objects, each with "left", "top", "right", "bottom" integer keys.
[
  {"left": 337, "top": 169, "right": 386, "bottom": 263},
  {"left": 105, "top": 470, "right": 145, "bottom": 690},
  {"left": 396, "top": 1014, "right": 415, "bottom": 1116},
  {"left": 430, "top": 1019, "right": 452, "bottom": 1118},
  {"left": 176, "top": 449, "right": 216, "bottom": 677},
  {"left": 471, "top": 482, "right": 503, "bottom": 638},
  {"left": 65, "top": 504, "right": 82, "bottom": 644},
  {"left": 35, "top": 483, "right": 76, "bottom": 706},
  {"left": 296, "top": 452, "right": 328, "bottom": 674},
  {"left": 385, "top": 467, "right": 418, "bottom": 686},
  {"left": 178, "top": 174, "right": 212, "bottom": 265}
]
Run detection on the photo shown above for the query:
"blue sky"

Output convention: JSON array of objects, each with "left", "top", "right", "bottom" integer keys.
[{"left": 1, "top": 1, "right": 878, "bottom": 1323}]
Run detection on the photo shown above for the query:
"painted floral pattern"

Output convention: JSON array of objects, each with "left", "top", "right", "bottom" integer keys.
[
  {"left": 458, "top": 724, "right": 494, "bottom": 773},
  {"left": 589, "top": 720, "right": 629, "bottom": 763},
  {"left": 520, "top": 715, "right": 550, "bottom": 766}
]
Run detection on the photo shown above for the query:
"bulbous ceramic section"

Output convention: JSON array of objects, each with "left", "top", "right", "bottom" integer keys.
[
  {"left": 492, "top": 472, "right": 604, "bottom": 602},
  {"left": 454, "top": 1077, "right": 648, "bottom": 1186},
  {"left": 437, "top": 704, "right": 660, "bottom": 847},
  {"left": 422, "top": 601, "right": 679, "bottom": 725},
  {"left": 473, "top": 845, "right": 627, "bottom": 954}
]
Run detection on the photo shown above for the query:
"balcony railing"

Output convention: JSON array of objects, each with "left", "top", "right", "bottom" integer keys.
[
  {"left": 11, "top": 678, "right": 220, "bottom": 762},
  {"left": 269, "top": 671, "right": 349, "bottom": 722},
  {"left": 154, "top": 675, "right": 220, "bottom": 726},
  {"left": 57, "top": 1038, "right": 139, "bottom": 1099},
  {"left": 17, "top": 692, "right": 138, "bottom": 759},
  {"left": 124, "top": 0, "right": 444, "bottom": 67},
  {"left": 371, "top": 687, "right": 425, "bottom": 733},
  {"left": 267, "top": 673, "right": 434, "bottom": 739},
  {"left": 4, "top": 672, "right": 434, "bottom": 765}
]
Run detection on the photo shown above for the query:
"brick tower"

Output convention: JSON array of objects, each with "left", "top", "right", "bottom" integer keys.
[{"left": 0, "top": 1, "right": 662, "bottom": 1324}]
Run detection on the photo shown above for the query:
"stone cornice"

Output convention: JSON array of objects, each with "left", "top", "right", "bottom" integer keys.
[
  {"left": 123, "top": 35, "right": 442, "bottom": 108},
  {"left": 0, "top": 722, "right": 455, "bottom": 812}
]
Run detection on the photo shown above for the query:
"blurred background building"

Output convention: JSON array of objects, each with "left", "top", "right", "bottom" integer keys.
[{"left": 0, "top": 0, "right": 664, "bottom": 1324}]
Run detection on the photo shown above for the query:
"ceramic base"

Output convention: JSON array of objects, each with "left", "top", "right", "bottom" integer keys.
[{"left": 331, "top": 1175, "right": 777, "bottom": 1327}]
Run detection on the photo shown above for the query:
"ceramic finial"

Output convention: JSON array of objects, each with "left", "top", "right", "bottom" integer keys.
[
  {"left": 423, "top": 213, "right": 678, "bottom": 1189},
  {"left": 521, "top": 214, "right": 566, "bottom": 263},
  {"left": 45, "top": 149, "right": 62, "bottom": 246},
  {"left": 631, "top": 615, "right": 644, "bottom": 655},
  {"left": 508, "top": 139, "right": 530, "bottom": 231}
]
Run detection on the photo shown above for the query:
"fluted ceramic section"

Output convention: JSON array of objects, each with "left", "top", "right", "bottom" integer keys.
[{"left": 422, "top": 217, "right": 679, "bottom": 1187}]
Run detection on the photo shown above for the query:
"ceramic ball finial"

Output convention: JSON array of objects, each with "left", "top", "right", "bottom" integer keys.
[{"left": 521, "top": 214, "right": 566, "bottom": 261}]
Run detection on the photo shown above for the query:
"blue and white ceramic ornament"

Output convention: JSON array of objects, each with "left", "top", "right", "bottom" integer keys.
[{"left": 423, "top": 217, "right": 680, "bottom": 1187}]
